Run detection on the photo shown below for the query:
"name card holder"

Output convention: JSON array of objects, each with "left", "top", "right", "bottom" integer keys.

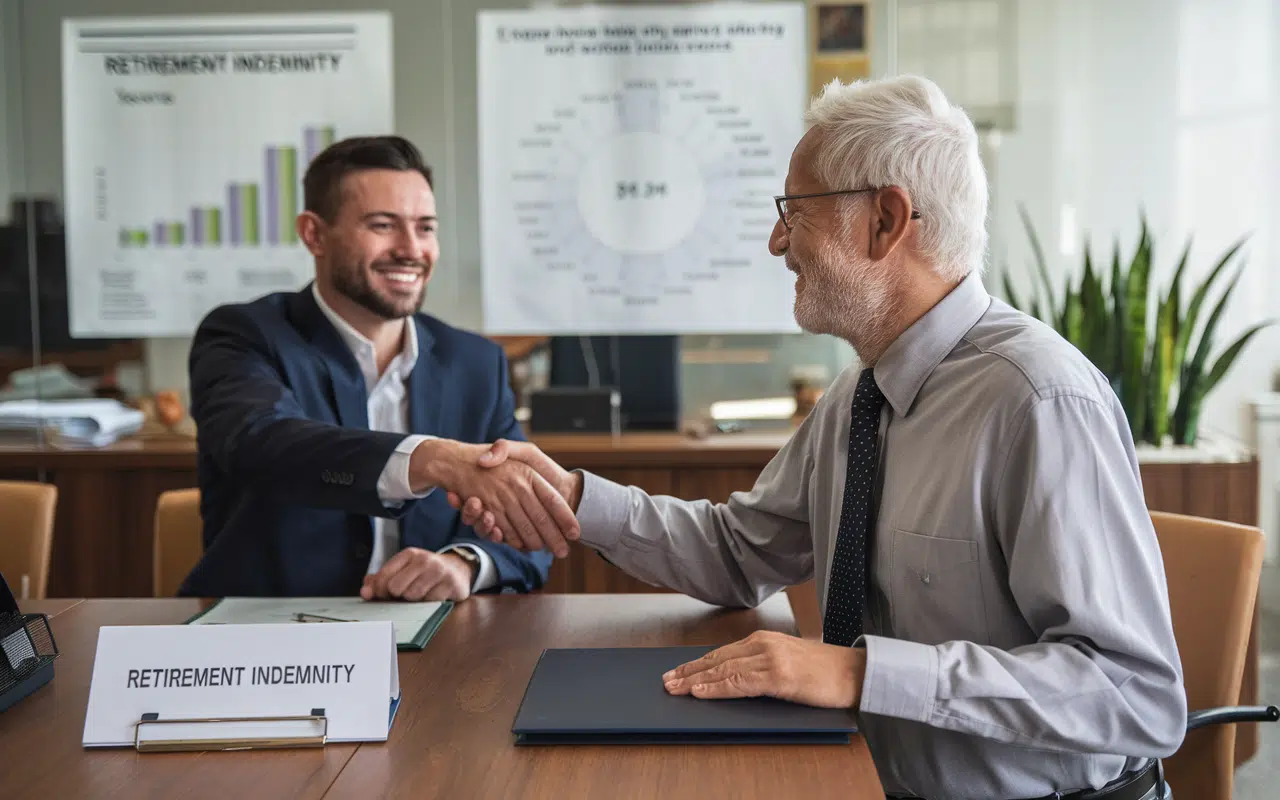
[
  {"left": 84, "top": 622, "right": 399, "bottom": 749},
  {"left": 133, "top": 708, "right": 329, "bottom": 753}
]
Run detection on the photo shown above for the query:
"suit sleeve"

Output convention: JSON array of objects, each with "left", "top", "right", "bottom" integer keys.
[
  {"left": 447, "top": 346, "right": 554, "bottom": 592},
  {"left": 189, "top": 304, "right": 413, "bottom": 518}
]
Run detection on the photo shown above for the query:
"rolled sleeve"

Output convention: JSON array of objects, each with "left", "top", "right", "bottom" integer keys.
[
  {"left": 857, "top": 635, "right": 938, "bottom": 723},
  {"left": 377, "top": 434, "right": 436, "bottom": 506}
]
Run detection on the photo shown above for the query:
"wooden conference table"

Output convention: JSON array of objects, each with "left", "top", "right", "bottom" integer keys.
[{"left": 2, "top": 594, "right": 884, "bottom": 799}]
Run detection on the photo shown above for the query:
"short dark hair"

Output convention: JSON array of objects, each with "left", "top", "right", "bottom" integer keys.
[{"left": 303, "top": 135, "right": 434, "bottom": 222}]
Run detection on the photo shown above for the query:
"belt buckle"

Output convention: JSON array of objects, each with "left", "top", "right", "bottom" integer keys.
[{"left": 1073, "top": 760, "right": 1160, "bottom": 800}]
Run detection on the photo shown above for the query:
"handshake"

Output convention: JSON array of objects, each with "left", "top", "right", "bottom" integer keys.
[{"left": 410, "top": 438, "right": 583, "bottom": 557}]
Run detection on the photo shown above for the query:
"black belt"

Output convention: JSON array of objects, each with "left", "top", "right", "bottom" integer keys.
[{"left": 891, "top": 759, "right": 1163, "bottom": 800}]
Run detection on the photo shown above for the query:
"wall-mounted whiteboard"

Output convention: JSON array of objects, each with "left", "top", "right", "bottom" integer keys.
[
  {"left": 62, "top": 13, "right": 393, "bottom": 336},
  {"left": 478, "top": 3, "right": 806, "bottom": 334}
]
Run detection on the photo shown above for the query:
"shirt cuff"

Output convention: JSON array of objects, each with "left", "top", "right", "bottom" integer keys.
[
  {"left": 857, "top": 634, "right": 938, "bottom": 723},
  {"left": 441, "top": 544, "right": 497, "bottom": 591},
  {"left": 377, "top": 434, "right": 437, "bottom": 506},
  {"left": 574, "top": 470, "right": 630, "bottom": 551}
]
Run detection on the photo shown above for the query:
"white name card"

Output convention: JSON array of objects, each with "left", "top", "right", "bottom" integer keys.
[{"left": 82, "top": 621, "right": 400, "bottom": 747}]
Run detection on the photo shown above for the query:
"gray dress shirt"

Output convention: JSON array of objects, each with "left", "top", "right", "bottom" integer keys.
[{"left": 575, "top": 272, "right": 1186, "bottom": 799}]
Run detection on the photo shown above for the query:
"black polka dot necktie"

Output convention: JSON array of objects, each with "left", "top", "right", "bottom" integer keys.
[{"left": 823, "top": 367, "right": 886, "bottom": 648}]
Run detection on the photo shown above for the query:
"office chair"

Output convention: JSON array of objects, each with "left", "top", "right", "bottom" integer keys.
[
  {"left": 788, "top": 510, "right": 1277, "bottom": 799},
  {"left": 153, "top": 488, "right": 202, "bottom": 597},
  {"left": 0, "top": 481, "right": 57, "bottom": 599},
  {"left": 1152, "top": 511, "right": 1278, "bottom": 800}
]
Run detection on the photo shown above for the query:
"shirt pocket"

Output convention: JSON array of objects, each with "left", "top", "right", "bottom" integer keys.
[{"left": 889, "top": 529, "right": 987, "bottom": 645}]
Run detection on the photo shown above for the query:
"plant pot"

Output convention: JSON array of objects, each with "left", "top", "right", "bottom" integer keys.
[{"left": 1134, "top": 430, "right": 1253, "bottom": 464}]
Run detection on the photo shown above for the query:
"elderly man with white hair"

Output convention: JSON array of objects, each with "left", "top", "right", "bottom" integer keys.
[{"left": 451, "top": 75, "right": 1187, "bottom": 799}]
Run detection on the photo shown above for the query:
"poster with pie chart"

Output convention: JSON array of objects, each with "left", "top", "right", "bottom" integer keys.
[{"left": 477, "top": 3, "right": 806, "bottom": 334}]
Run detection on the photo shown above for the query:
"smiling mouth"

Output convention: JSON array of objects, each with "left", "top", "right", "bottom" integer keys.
[{"left": 374, "top": 266, "right": 426, "bottom": 286}]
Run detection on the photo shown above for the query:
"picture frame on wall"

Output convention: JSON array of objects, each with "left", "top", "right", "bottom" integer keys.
[{"left": 810, "top": 1, "right": 870, "bottom": 99}]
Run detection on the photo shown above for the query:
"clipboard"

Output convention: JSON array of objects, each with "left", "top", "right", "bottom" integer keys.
[
  {"left": 133, "top": 708, "right": 329, "bottom": 752},
  {"left": 185, "top": 598, "right": 453, "bottom": 651}
]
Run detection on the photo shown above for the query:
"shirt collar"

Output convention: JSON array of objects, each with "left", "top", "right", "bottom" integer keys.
[
  {"left": 873, "top": 271, "right": 991, "bottom": 418},
  {"left": 310, "top": 281, "right": 419, "bottom": 377}
]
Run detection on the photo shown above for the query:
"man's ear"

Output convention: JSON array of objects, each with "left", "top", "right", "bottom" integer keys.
[
  {"left": 867, "top": 186, "right": 914, "bottom": 261},
  {"left": 297, "top": 211, "right": 328, "bottom": 258}
]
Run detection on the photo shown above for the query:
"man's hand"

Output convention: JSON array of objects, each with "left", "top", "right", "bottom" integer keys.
[
  {"left": 444, "top": 440, "right": 584, "bottom": 551},
  {"left": 661, "top": 630, "right": 866, "bottom": 709},
  {"left": 411, "top": 439, "right": 579, "bottom": 557},
  {"left": 360, "top": 547, "right": 473, "bottom": 602}
]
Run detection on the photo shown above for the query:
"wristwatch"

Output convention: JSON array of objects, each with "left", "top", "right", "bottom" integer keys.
[{"left": 449, "top": 546, "right": 482, "bottom": 586}]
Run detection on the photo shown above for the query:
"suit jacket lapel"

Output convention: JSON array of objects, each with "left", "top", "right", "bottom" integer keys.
[
  {"left": 288, "top": 285, "right": 369, "bottom": 428},
  {"left": 408, "top": 316, "right": 443, "bottom": 436}
]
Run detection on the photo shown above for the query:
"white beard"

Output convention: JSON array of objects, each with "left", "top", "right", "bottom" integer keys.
[{"left": 790, "top": 235, "right": 899, "bottom": 351}]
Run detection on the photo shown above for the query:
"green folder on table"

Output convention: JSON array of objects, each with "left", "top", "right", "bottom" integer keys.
[{"left": 185, "top": 597, "right": 453, "bottom": 651}]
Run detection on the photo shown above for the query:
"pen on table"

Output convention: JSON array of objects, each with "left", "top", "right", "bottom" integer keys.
[{"left": 293, "top": 612, "right": 351, "bottom": 623}]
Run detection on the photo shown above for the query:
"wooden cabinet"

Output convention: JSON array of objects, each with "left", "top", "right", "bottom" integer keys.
[{"left": 0, "top": 433, "right": 1259, "bottom": 597}]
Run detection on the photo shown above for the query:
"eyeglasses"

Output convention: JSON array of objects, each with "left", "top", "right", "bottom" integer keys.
[{"left": 773, "top": 188, "right": 921, "bottom": 231}]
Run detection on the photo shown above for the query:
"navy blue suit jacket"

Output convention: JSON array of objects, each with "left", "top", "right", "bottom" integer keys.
[{"left": 179, "top": 285, "right": 553, "bottom": 597}]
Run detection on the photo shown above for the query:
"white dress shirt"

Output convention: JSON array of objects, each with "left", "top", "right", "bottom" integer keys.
[{"left": 312, "top": 284, "right": 497, "bottom": 590}]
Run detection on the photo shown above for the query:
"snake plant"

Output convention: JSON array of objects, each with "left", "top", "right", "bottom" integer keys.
[{"left": 1001, "top": 206, "right": 1272, "bottom": 446}]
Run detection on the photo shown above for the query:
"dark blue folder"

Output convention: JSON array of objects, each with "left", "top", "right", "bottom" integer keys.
[{"left": 512, "top": 646, "right": 858, "bottom": 745}]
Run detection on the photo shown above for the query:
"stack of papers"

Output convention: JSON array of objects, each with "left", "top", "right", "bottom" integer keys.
[
  {"left": 0, "top": 363, "right": 96, "bottom": 402},
  {"left": 186, "top": 597, "right": 454, "bottom": 651},
  {"left": 0, "top": 399, "right": 145, "bottom": 447}
]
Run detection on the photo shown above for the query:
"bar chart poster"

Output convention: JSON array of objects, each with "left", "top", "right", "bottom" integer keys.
[
  {"left": 478, "top": 4, "right": 805, "bottom": 334},
  {"left": 62, "top": 13, "right": 393, "bottom": 336}
]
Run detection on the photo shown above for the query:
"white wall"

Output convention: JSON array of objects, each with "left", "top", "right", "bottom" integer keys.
[{"left": 974, "top": 0, "right": 1280, "bottom": 444}]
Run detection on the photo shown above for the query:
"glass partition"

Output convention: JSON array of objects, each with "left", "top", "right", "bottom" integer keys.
[
  {"left": 0, "top": 0, "right": 42, "bottom": 461},
  {"left": 3, "top": 0, "right": 1276, "bottom": 443},
  {"left": 2, "top": 0, "right": 865, "bottom": 436}
]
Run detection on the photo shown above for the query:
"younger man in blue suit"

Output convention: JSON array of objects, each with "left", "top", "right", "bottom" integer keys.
[{"left": 181, "top": 136, "right": 578, "bottom": 600}]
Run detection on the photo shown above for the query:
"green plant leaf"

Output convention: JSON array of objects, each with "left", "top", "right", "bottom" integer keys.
[
  {"left": 1080, "top": 244, "right": 1113, "bottom": 373},
  {"left": 1152, "top": 238, "right": 1192, "bottom": 444},
  {"left": 1178, "top": 385, "right": 1205, "bottom": 447},
  {"left": 1167, "top": 237, "right": 1191, "bottom": 360},
  {"left": 1061, "top": 272, "right": 1071, "bottom": 335},
  {"left": 1174, "top": 235, "right": 1246, "bottom": 382},
  {"left": 1001, "top": 270, "right": 1023, "bottom": 311},
  {"left": 1078, "top": 247, "right": 1097, "bottom": 359},
  {"left": 1064, "top": 283, "right": 1084, "bottom": 347},
  {"left": 1143, "top": 390, "right": 1157, "bottom": 444},
  {"left": 1173, "top": 366, "right": 1199, "bottom": 445},
  {"left": 1030, "top": 297, "right": 1043, "bottom": 323},
  {"left": 1122, "top": 218, "right": 1152, "bottom": 441},
  {"left": 1019, "top": 204, "right": 1059, "bottom": 330},
  {"left": 1202, "top": 320, "right": 1275, "bottom": 396},
  {"left": 1149, "top": 288, "right": 1177, "bottom": 443},
  {"left": 1186, "top": 262, "right": 1243, "bottom": 388},
  {"left": 1173, "top": 261, "right": 1246, "bottom": 444},
  {"left": 1109, "top": 239, "right": 1125, "bottom": 385}
]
